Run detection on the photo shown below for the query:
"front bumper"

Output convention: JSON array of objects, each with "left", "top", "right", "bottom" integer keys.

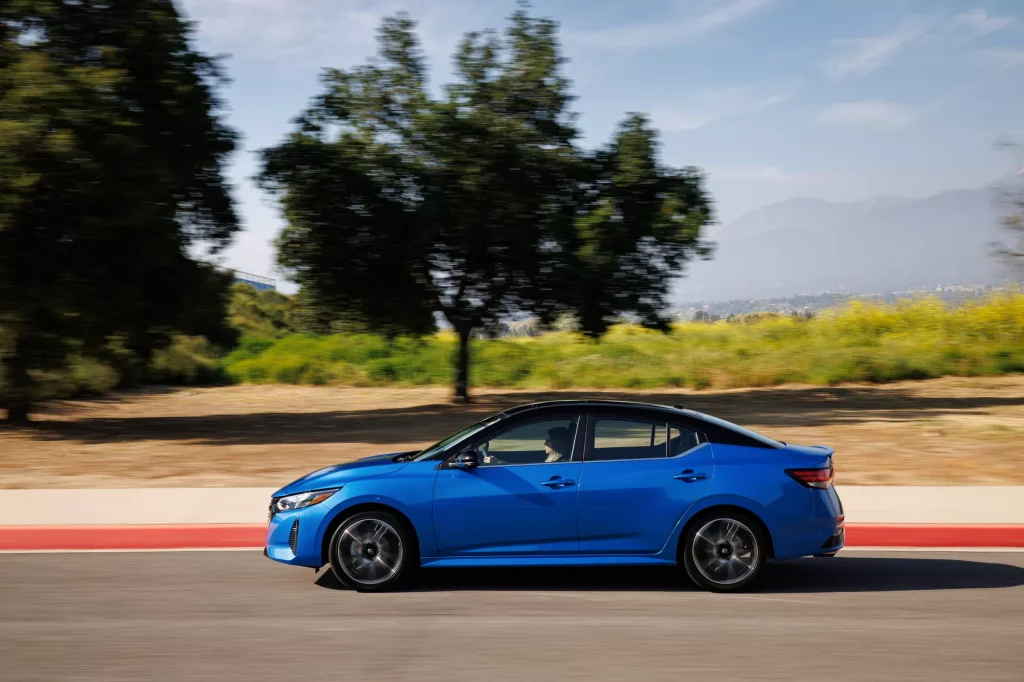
[{"left": 265, "top": 498, "right": 338, "bottom": 568}]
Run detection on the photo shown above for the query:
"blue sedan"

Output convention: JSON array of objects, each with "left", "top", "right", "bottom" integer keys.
[{"left": 265, "top": 400, "right": 844, "bottom": 592}]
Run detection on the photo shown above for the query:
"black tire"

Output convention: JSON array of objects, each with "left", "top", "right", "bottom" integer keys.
[
  {"left": 682, "top": 510, "right": 766, "bottom": 592},
  {"left": 328, "top": 511, "right": 417, "bottom": 592}
]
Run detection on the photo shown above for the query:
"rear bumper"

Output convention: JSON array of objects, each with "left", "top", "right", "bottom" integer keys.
[
  {"left": 772, "top": 485, "right": 845, "bottom": 560},
  {"left": 815, "top": 526, "right": 846, "bottom": 555}
]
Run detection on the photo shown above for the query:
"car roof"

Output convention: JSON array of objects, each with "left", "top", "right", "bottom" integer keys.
[
  {"left": 488, "top": 400, "right": 782, "bottom": 449},
  {"left": 493, "top": 399, "right": 687, "bottom": 419}
]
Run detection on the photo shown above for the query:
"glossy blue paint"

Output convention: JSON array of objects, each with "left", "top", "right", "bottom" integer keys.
[
  {"left": 265, "top": 403, "right": 845, "bottom": 574},
  {"left": 420, "top": 555, "right": 677, "bottom": 568},
  {"left": 433, "top": 461, "right": 582, "bottom": 555},
  {"left": 271, "top": 452, "right": 413, "bottom": 498},
  {"left": 577, "top": 443, "right": 715, "bottom": 553}
]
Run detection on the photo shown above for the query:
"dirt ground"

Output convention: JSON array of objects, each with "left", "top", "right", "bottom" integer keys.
[{"left": 1, "top": 376, "right": 1022, "bottom": 487}]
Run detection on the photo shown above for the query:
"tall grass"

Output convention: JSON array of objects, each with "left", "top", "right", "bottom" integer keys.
[{"left": 222, "top": 293, "right": 1024, "bottom": 389}]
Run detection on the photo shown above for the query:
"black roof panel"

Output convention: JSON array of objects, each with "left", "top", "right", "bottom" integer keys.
[
  {"left": 494, "top": 399, "right": 683, "bottom": 418},
  {"left": 491, "top": 400, "right": 780, "bottom": 449}
]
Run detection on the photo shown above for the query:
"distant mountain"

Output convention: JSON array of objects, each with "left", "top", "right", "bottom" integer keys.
[{"left": 675, "top": 186, "right": 1009, "bottom": 302}]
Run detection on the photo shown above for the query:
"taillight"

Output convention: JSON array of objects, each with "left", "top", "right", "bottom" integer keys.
[{"left": 786, "top": 465, "right": 833, "bottom": 489}]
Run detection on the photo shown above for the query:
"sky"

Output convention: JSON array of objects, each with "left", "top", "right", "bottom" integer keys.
[{"left": 177, "top": 0, "right": 1024, "bottom": 292}]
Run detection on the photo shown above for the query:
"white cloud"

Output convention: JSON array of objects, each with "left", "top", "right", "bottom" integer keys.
[
  {"left": 179, "top": 0, "right": 482, "bottom": 66},
  {"left": 973, "top": 48, "right": 1024, "bottom": 72},
  {"left": 954, "top": 9, "right": 1015, "bottom": 35},
  {"left": 572, "top": 0, "right": 776, "bottom": 50},
  {"left": 818, "top": 100, "right": 917, "bottom": 131},
  {"left": 652, "top": 84, "right": 796, "bottom": 132},
  {"left": 709, "top": 164, "right": 805, "bottom": 183},
  {"left": 824, "top": 18, "right": 932, "bottom": 80},
  {"left": 653, "top": 111, "right": 717, "bottom": 132}
]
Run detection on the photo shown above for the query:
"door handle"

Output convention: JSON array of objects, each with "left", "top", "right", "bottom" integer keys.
[
  {"left": 541, "top": 478, "right": 575, "bottom": 488},
  {"left": 674, "top": 470, "right": 707, "bottom": 482}
]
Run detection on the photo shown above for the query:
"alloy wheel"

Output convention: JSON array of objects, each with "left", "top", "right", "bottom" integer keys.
[
  {"left": 690, "top": 517, "right": 760, "bottom": 586},
  {"left": 335, "top": 517, "right": 405, "bottom": 586}
]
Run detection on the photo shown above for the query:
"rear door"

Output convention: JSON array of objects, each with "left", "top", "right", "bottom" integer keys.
[{"left": 577, "top": 413, "right": 715, "bottom": 554}]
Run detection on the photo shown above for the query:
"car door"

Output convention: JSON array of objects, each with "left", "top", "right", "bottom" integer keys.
[
  {"left": 577, "top": 413, "right": 715, "bottom": 554},
  {"left": 432, "top": 413, "right": 584, "bottom": 556}
]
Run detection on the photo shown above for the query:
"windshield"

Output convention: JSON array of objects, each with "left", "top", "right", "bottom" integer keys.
[
  {"left": 683, "top": 410, "right": 783, "bottom": 449},
  {"left": 411, "top": 418, "right": 497, "bottom": 461}
]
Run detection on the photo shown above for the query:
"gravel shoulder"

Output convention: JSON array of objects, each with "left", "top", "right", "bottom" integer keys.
[{"left": 1, "top": 376, "right": 1022, "bottom": 487}]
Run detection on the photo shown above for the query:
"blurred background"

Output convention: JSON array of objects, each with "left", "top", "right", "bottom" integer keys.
[
  {"left": 2, "top": 4, "right": 1023, "bottom": 682},
  {"left": 1, "top": 0, "right": 1022, "bottom": 487}
]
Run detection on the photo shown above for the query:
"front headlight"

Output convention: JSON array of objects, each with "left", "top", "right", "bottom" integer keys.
[{"left": 272, "top": 488, "right": 340, "bottom": 514}]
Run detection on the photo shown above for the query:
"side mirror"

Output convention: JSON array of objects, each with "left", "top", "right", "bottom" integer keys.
[{"left": 454, "top": 449, "right": 479, "bottom": 469}]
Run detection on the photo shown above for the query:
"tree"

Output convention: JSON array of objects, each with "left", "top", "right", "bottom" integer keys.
[
  {"left": 260, "top": 10, "right": 712, "bottom": 401},
  {"left": 228, "top": 284, "right": 300, "bottom": 339},
  {"left": 997, "top": 184, "right": 1024, "bottom": 276},
  {"left": 0, "top": 1, "right": 239, "bottom": 422},
  {"left": 568, "top": 114, "right": 712, "bottom": 336},
  {"left": 995, "top": 141, "right": 1024, "bottom": 277},
  {"left": 693, "top": 310, "right": 720, "bottom": 323},
  {"left": 999, "top": 198, "right": 1024, "bottom": 274}
]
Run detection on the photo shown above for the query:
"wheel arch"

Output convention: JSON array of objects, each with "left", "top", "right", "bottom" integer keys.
[
  {"left": 676, "top": 504, "right": 776, "bottom": 561},
  {"left": 320, "top": 502, "right": 421, "bottom": 567}
]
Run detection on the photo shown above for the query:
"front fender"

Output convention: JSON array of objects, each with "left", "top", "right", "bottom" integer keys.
[{"left": 313, "top": 463, "right": 439, "bottom": 562}]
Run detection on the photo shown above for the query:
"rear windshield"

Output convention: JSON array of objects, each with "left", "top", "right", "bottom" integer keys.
[{"left": 683, "top": 410, "right": 783, "bottom": 449}]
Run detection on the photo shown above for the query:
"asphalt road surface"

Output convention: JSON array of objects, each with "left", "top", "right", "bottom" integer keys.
[{"left": 1, "top": 551, "right": 1022, "bottom": 681}]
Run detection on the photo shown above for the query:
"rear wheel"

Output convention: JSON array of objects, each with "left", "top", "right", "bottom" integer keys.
[
  {"left": 328, "top": 511, "right": 414, "bottom": 592},
  {"left": 682, "top": 511, "right": 765, "bottom": 592}
]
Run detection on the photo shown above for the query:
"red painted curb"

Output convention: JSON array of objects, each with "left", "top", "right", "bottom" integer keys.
[
  {"left": 844, "top": 524, "right": 1024, "bottom": 548},
  {"left": 0, "top": 524, "right": 265, "bottom": 551},
  {"left": 0, "top": 523, "right": 1023, "bottom": 551}
]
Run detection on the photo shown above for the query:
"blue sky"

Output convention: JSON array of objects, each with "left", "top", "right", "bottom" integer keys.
[{"left": 178, "top": 0, "right": 1024, "bottom": 291}]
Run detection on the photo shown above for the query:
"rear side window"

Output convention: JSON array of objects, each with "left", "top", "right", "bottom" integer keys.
[
  {"left": 682, "top": 410, "right": 781, "bottom": 449},
  {"left": 669, "top": 425, "right": 702, "bottom": 456},
  {"left": 590, "top": 419, "right": 667, "bottom": 461}
]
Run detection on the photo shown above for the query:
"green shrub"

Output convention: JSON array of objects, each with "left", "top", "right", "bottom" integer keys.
[
  {"left": 219, "top": 293, "right": 1024, "bottom": 390},
  {"left": 147, "top": 336, "right": 225, "bottom": 385},
  {"left": 10, "top": 293, "right": 1020, "bottom": 401}
]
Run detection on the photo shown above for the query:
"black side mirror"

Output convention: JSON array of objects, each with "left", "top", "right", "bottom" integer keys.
[{"left": 454, "top": 449, "right": 479, "bottom": 469}]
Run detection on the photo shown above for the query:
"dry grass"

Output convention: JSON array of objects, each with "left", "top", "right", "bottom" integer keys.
[{"left": 1, "top": 376, "right": 1022, "bottom": 487}]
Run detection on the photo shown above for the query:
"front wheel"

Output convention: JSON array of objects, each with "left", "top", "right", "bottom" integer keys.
[
  {"left": 328, "top": 511, "right": 415, "bottom": 592},
  {"left": 682, "top": 511, "right": 765, "bottom": 592}
]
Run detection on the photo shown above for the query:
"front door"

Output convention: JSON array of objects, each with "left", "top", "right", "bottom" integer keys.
[
  {"left": 432, "top": 415, "right": 583, "bottom": 556},
  {"left": 577, "top": 416, "right": 715, "bottom": 553}
]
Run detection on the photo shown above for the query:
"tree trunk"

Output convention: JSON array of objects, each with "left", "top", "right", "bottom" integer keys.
[
  {"left": 453, "top": 325, "right": 472, "bottom": 403},
  {"left": 2, "top": 346, "right": 32, "bottom": 425}
]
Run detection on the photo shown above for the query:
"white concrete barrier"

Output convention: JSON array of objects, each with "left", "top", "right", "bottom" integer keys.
[{"left": 0, "top": 485, "right": 1021, "bottom": 526}]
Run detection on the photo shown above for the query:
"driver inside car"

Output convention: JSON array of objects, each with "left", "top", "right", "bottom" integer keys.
[
  {"left": 482, "top": 425, "right": 574, "bottom": 465},
  {"left": 542, "top": 426, "right": 573, "bottom": 462}
]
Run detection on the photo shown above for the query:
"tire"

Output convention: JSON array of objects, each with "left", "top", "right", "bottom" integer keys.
[
  {"left": 682, "top": 510, "right": 766, "bottom": 592},
  {"left": 328, "top": 511, "right": 416, "bottom": 592}
]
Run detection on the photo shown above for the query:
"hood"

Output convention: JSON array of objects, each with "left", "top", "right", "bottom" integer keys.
[
  {"left": 780, "top": 443, "right": 834, "bottom": 467},
  {"left": 272, "top": 451, "right": 417, "bottom": 498}
]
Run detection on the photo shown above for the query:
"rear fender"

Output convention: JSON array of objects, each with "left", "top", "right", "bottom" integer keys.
[{"left": 657, "top": 493, "right": 775, "bottom": 559}]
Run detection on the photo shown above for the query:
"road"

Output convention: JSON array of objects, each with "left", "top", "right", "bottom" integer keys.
[{"left": 1, "top": 551, "right": 1022, "bottom": 681}]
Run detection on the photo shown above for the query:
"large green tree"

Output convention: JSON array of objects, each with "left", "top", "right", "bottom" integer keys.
[
  {"left": 0, "top": 0, "right": 239, "bottom": 422},
  {"left": 260, "top": 11, "right": 712, "bottom": 402}
]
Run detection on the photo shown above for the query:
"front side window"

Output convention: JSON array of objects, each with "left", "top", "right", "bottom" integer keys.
[
  {"left": 590, "top": 418, "right": 669, "bottom": 461},
  {"left": 477, "top": 417, "right": 580, "bottom": 466}
]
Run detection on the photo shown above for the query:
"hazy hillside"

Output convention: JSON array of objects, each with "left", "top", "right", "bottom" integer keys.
[{"left": 676, "top": 186, "right": 1007, "bottom": 302}]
